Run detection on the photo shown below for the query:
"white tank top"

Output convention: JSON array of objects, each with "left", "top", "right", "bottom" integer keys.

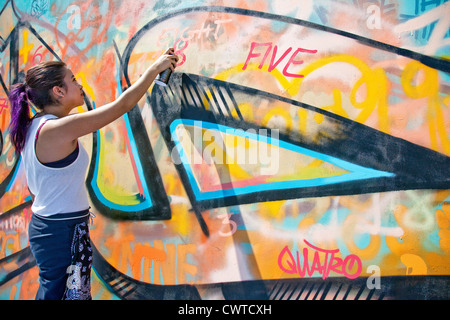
[{"left": 21, "top": 114, "right": 90, "bottom": 216}]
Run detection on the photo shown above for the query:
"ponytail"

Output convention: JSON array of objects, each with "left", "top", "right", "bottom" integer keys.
[
  {"left": 8, "top": 83, "right": 32, "bottom": 155},
  {"left": 7, "top": 61, "right": 67, "bottom": 155}
]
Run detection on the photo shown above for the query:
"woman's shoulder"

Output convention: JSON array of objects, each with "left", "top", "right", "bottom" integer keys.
[
  {"left": 31, "top": 113, "right": 58, "bottom": 126},
  {"left": 33, "top": 113, "right": 59, "bottom": 120}
]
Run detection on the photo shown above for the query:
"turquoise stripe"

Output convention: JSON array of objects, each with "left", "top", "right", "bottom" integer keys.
[{"left": 170, "top": 119, "right": 395, "bottom": 201}]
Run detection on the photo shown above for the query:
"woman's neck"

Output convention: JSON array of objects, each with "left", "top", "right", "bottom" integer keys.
[{"left": 40, "top": 105, "right": 69, "bottom": 118}]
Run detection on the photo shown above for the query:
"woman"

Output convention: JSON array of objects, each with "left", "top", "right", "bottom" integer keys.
[{"left": 8, "top": 48, "right": 178, "bottom": 300}]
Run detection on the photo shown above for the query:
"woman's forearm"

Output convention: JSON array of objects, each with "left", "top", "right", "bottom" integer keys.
[
  {"left": 116, "top": 64, "right": 160, "bottom": 112},
  {"left": 116, "top": 48, "right": 176, "bottom": 113}
]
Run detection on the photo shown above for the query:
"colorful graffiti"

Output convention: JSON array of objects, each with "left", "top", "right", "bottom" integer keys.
[{"left": 0, "top": 0, "right": 449, "bottom": 300}]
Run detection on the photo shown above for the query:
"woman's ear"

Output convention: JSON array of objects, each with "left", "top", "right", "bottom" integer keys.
[{"left": 52, "top": 86, "right": 65, "bottom": 99}]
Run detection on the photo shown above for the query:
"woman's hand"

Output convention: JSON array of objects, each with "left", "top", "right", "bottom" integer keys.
[{"left": 151, "top": 48, "right": 179, "bottom": 74}]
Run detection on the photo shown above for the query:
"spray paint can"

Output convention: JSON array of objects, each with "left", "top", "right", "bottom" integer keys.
[
  {"left": 154, "top": 52, "right": 174, "bottom": 86},
  {"left": 154, "top": 68, "right": 172, "bottom": 86}
]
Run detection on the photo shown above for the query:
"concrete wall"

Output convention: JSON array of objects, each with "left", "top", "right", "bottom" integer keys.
[{"left": 0, "top": 0, "right": 449, "bottom": 300}]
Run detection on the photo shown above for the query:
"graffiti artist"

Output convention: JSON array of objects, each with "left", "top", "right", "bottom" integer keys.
[{"left": 7, "top": 49, "right": 179, "bottom": 300}]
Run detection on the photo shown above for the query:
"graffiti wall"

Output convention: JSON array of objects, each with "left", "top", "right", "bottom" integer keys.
[{"left": 0, "top": 0, "right": 449, "bottom": 300}]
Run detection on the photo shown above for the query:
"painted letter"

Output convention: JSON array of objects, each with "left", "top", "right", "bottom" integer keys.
[
  {"left": 283, "top": 48, "right": 317, "bottom": 78},
  {"left": 342, "top": 254, "right": 363, "bottom": 279},
  {"left": 277, "top": 246, "right": 297, "bottom": 274},
  {"left": 268, "top": 46, "right": 292, "bottom": 72},
  {"left": 242, "top": 42, "right": 272, "bottom": 70}
]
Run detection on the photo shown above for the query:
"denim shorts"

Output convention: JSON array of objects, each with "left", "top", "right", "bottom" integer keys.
[{"left": 28, "top": 210, "right": 93, "bottom": 300}]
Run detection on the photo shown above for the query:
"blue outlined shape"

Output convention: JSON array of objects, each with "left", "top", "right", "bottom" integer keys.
[
  {"left": 86, "top": 42, "right": 171, "bottom": 221},
  {"left": 89, "top": 99, "right": 153, "bottom": 212},
  {"left": 170, "top": 119, "right": 395, "bottom": 201}
]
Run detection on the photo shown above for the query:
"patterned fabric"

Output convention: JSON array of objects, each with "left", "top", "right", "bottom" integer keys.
[{"left": 63, "top": 221, "right": 92, "bottom": 300}]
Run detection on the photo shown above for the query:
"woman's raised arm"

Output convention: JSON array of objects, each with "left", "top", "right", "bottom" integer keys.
[{"left": 42, "top": 48, "right": 178, "bottom": 145}]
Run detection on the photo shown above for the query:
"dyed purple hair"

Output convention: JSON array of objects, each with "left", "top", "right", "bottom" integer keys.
[{"left": 8, "top": 61, "right": 67, "bottom": 154}]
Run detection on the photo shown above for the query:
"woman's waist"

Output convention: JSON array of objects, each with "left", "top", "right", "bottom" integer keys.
[{"left": 33, "top": 208, "right": 91, "bottom": 221}]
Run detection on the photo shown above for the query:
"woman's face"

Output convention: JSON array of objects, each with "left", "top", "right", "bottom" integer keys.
[{"left": 61, "top": 68, "right": 84, "bottom": 108}]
